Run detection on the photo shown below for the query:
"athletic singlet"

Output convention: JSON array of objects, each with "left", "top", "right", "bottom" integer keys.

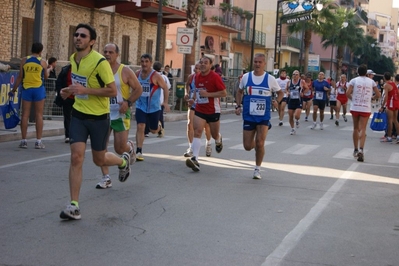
[
  {"left": 110, "top": 64, "right": 130, "bottom": 120},
  {"left": 242, "top": 72, "right": 272, "bottom": 122},
  {"left": 386, "top": 81, "right": 399, "bottom": 109},
  {"left": 288, "top": 79, "right": 301, "bottom": 101},
  {"left": 189, "top": 74, "right": 197, "bottom": 109},
  {"left": 23, "top": 56, "right": 44, "bottom": 89},
  {"left": 329, "top": 87, "right": 337, "bottom": 101},
  {"left": 70, "top": 50, "right": 115, "bottom": 116},
  {"left": 336, "top": 81, "right": 347, "bottom": 95},
  {"left": 136, "top": 69, "right": 161, "bottom": 113}
]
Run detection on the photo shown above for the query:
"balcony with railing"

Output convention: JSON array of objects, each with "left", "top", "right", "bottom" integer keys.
[
  {"left": 281, "top": 36, "right": 302, "bottom": 50},
  {"left": 233, "top": 27, "right": 266, "bottom": 47},
  {"left": 355, "top": 6, "right": 368, "bottom": 24},
  {"left": 202, "top": 6, "right": 246, "bottom": 33},
  {"left": 339, "top": 0, "right": 354, "bottom": 8}
]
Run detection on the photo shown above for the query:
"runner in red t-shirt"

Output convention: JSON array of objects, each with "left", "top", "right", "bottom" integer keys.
[{"left": 185, "top": 56, "right": 226, "bottom": 172}]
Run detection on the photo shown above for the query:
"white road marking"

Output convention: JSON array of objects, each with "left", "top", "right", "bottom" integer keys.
[
  {"left": 388, "top": 152, "right": 399, "bottom": 164},
  {"left": 333, "top": 148, "right": 368, "bottom": 160},
  {"left": 229, "top": 141, "right": 275, "bottom": 150},
  {"left": 282, "top": 144, "right": 319, "bottom": 155},
  {"left": 261, "top": 163, "right": 359, "bottom": 266}
]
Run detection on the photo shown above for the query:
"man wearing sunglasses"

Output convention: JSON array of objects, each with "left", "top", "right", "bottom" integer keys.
[{"left": 59, "top": 24, "right": 131, "bottom": 220}]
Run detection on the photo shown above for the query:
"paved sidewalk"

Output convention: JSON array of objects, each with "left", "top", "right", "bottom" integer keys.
[{"left": 0, "top": 106, "right": 236, "bottom": 143}]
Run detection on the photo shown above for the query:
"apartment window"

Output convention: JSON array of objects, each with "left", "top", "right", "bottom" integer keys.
[
  {"left": 21, "top": 18, "right": 34, "bottom": 57},
  {"left": 68, "top": 26, "right": 76, "bottom": 57},
  {"left": 121, "top": 35, "right": 130, "bottom": 64},
  {"left": 146, "top": 39, "right": 153, "bottom": 55},
  {"left": 206, "top": 0, "right": 215, "bottom": 5},
  {"left": 379, "top": 34, "right": 384, "bottom": 43}
]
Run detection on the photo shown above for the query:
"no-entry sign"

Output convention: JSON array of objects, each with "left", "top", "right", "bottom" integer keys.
[{"left": 176, "top": 27, "right": 194, "bottom": 46}]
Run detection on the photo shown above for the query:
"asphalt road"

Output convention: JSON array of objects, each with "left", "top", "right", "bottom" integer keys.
[{"left": 1, "top": 112, "right": 398, "bottom": 266}]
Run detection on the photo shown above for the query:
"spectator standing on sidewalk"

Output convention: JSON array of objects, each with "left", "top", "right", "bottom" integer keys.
[
  {"left": 47, "top": 57, "right": 57, "bottom": 79},
  {"left": 9, "top": 42, "right": 48, "bottom": 149},
  {"left": 235, "top": 53, "right": 283, "bottom": 179},
  {"left": 379, "top": 72, "right": 399, "bottom": 143},
  {"left": 58, "top": 23, "right": 131, "bottom": 220},
  {"left": 346, "top": 64, "right": 380, "bottom": 162},
  {"left": 55, "top": 64, "right": 74, "bottom": 143}
]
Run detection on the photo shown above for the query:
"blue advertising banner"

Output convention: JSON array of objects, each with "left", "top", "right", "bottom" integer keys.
[{"left": 0, "top": 71, "right": 21, "bottom": 118}]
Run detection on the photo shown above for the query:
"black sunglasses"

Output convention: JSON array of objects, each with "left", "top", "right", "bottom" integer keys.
[{"left": 74, "top": 33, "right": 88, "bottom": 38}]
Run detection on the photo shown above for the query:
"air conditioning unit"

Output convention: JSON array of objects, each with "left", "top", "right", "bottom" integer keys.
[
  {"left": 165, "top": 40, "right": 173, "bottom": 50},
  {"left": 221, "top": 42, "right": 229, "bottom": 50}
]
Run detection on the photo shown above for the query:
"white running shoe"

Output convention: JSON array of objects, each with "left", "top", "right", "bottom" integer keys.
[
  {"left": 184, "top": 148, "right": 193, "bottom": 157},
  {"left": 205, "top": 144, "right": 212, "bottom": 157},
  {"left": 296, "top": 120, "right": 300, "bottom": 128},
  {"left": 60, "top": 204, "right": 81, "bottom": 220},
  {"left": 35, "top": 141, "right": 45, "bottom": 149},
  {"left": 310, "top": 123, "right": 316, "bottom": 130},
  {"left": 253, "top": 169, "right": 261, "bottom": 180},
  {"left": 96, "top": 175, "right": 112, "bottom": 189},
  {"left": 320, "top": 123, "right": 324, "bottom": 130},
  {"left": 290, "top": 129, "right": 296, "bottom": 135},
  {"left": 127, "top": 140, "right": 136, "bottom": 164},
  {"left": 136, "top": 152, "right": 144, "bottom": 161},
  {"left": 118, "top": 152, "right": 130, "bottom": 182}
]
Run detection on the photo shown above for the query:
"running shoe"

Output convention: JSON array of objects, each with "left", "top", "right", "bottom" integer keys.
[
  {"left": 305, "top": 117, "right": 308, "bottom": 122},
  {"left": 290, "top": 128, "right": 296, "bottom": 135},
  {"left": 157, "top": 122, "right": 164, "bottom": 138},
  {"left": 353, "top": 150, "right": 359, "bottom": 158},
  {"left": 136, "top": 152, "right": 144, "bottom": 161},
  {"left": 310, "top": 123, "right": 317, "bottom": 130},
  {"left": 278, "top": 121, "right": 283, "bottom": 126},
  {"left": 357, "top": 151, "right": 364, "bottom": 162},
  {"left": 215, "top": 134, "right": 223, "bottom": 153},
  {"left": 65, "top": 138, "right": 70, "bottom": 143},
  {"left": 380, "top": 137, "right": 392, "bottom": 143},
  {"left": 335, "top": 120, "right": 339, "bottom": 126},
  {"left": 320, "top": 123, "right": 324, "bottom": 130},
  {"left": 96, "top": 175, "right": 112, "bottom": 189},
  {"left": 184, "top": 148, "right": 193, "bottom": 157},
  {"left": 145, "top": 134, "right": 149, "bottom": 137},
  {"left": 19, "top": 140, "right": 27, "bottom": 149},
  {"left": 205, "top": 144, "right": 212, "bottom": 157},
  {"left": 118, "top": 152, "right": 130, "bottom": 182},
  {"left": 35, "top": 141, "right": 45, "bottom": 149},
  {"left": 343, "top": 115, "right": 347, "bottom": 122},
  {"left": 186, "top": 156, "right": 200, "bottom": 172},
  {"left": 60, "top": 204, "right": 81, "bottom": 220},
  {"left": 127, "top": 140, "right": 136, "bottom": 164},
  {"left": 296, "top": 120, "right": 300, "bottom": 128},
  {"left": 253, "top": 169, "right": 261, "bottom": 180}
]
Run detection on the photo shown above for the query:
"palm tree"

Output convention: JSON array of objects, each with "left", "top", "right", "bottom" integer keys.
[
  {"left": 321, "top": 7, "right": 364, "bottom": 80},
  {"left": 286, "top": 0, "right": 336, "bottom": 73},
  {"left": 184, "top": 0, "right": 202, "bottom": 81},
  {"left": 354, "top": 35, "right": 382, "bottom": 65}
]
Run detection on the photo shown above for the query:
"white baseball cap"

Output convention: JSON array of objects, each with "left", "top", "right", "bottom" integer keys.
[{"left": 367, "top": 69, "right": 376, "bottom": 75}]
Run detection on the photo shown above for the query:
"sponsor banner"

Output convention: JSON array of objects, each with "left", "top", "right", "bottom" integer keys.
[{"left": 0, "top": 71, "right": 21, "bottom": 117}]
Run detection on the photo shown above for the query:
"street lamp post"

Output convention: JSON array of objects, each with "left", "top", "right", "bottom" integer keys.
[{"left": 249, "top": 0, "right": 258, "bottom": 71}]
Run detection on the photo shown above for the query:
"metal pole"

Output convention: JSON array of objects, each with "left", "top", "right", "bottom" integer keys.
[
  {"left": 249, "top": 0, "right": 258, "bottom": 71},
  {"left": 30, "top": 0, "right": 44, "bottom": 123},
  {"left": 155, "top": 0, "right": 163, "bottom": 61},
  {"left": 274, "top": 0, "right": 281, "bottom": 70},
  {"left": 299, "top": 21, "right": 305, "bottom": 71},
  {"left": 329, "top": 38, "right": 334, "bottom": 79}
]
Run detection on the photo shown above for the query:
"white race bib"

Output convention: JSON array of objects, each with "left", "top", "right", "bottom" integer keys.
[
  {"left": 141, "top": 85, "right": 150, "bottom": 97},
  {"left": 329, "top": 94, "right": 336, "bottom": 101},
  {"left": 290, "top": 90, "right": 299, "bottom": 99},
  {"left": 71, "top": 73, "right": 88, "bottom": 100},
  {"left": 249, "top": 98, "right": 266, "bottom": 116},
  {"left": 315, "top": 91, "right": 324, "bottom": 100},
  {"left": 196, "top": 88, "right": 209, "bottom": 104}
]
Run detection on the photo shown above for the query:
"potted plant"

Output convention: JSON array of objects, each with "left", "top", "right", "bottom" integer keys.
[
  {"left": 219, "top": 2, "right": 232, "bottom": 12},
  {"left": 244, "top": 10, "right": 253, "bottom": 20}
]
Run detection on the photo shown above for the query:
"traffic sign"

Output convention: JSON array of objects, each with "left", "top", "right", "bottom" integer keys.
[
  {"left": 176, "top": 27, "right": 194, "bottom": 46},
  {"left": 177, "top": 46, "right": 192, "bottom": 54}
]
